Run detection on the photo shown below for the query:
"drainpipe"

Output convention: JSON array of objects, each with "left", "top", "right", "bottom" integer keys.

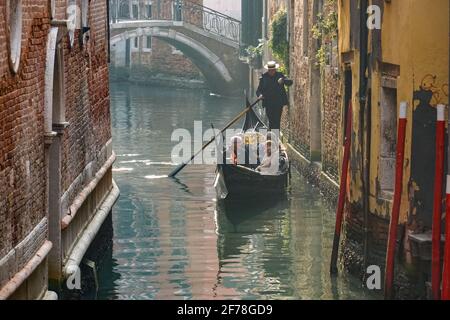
[
  {"left": 107, "top": 0, "right": 111, "bottom": 63},
  {"left": 359, "top": 0, "right": 371, "bottom": 278}
]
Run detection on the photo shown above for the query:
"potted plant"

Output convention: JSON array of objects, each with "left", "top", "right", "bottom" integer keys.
[{"left": 245, "top": 39, "right": 264, "bottom": 69}]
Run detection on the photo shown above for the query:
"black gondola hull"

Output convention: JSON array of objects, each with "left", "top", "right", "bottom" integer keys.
[{"left": 215, "top": 164, "right": 288, "bottom": 200}]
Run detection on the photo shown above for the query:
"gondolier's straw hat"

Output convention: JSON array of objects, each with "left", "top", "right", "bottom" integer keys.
[{"left": 264, "top": 61, "right": 280, "bottom": 70}]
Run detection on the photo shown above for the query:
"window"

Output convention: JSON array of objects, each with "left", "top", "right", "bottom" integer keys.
[
  {"left": 81, "top": 0, "right": 89, "bottom": 28},
  {"left": 132, "top": 4, "right": 139, "bottom": 19},
  {"left": 81, "top": 0, "right": 90, "bottom": 46},
  {"left": 134, "top": 37, "right": 139, "bottom": 48},
  {"left": 8, "top": 0, "right": 22, "bottom": 73},
  {"left": 146, "top": 4, "right": 152, "bottom": 18},
  {"left": 146, "top": 36, "right": 152, "bottom": 49},
  {"left": 52, "top": 44, "right": 65, "bottom": 124},
  {"left": 119, "top": 1, "right": 130, "bottom": 19},
  {"left": 379, "top": 85, "right": 398, "bottom": 198},
  {"left": 67, "top": 0, "right": 80, "bottom": 47},
  {"left": 50, "top": 0, "right": 56, "bottom": 18}
]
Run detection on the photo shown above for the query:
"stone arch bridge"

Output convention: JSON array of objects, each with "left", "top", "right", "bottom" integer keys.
[{"left": 109, "top": 0, "right": 248, "bottom": 95}]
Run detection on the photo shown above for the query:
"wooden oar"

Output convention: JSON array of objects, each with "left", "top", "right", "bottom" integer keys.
[{"left": 168, "top": 97, "right": 262, "bottom": 178}]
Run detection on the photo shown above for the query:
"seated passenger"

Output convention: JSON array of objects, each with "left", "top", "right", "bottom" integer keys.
[
  {"left": 229, "top": 136, "right": 244, "bottom": 165},
  {"left": 244, "top": 134, "right": 262, "bottom": 168},
  {"left": 256, "top": 140, "right": 280, "bottom": 175}
]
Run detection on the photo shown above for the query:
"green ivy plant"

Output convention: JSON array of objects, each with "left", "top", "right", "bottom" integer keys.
[
  {"left": 311, "top": 1, "right": 337, "bottom": 68},
  {"left": 245, "top": 39, "right": 264, "bottom": 60},
  {"left": 270, "top": 9, "right": 289, "bottom": 74}
]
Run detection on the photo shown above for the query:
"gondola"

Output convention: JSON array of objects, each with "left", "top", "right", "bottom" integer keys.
[{"left": 214, "top": 103, "right": 289, "bottom": 200}]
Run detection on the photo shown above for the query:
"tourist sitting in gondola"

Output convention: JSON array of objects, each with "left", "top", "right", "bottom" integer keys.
[
  {"left": 256, "top": 140, "right": 280, "bottom": 175},
  {"left": 213, "top": 99, "right": 290, "bottom": 200},
  {"left": 228, "top": 136, "right": 244, "bottom": 165}
]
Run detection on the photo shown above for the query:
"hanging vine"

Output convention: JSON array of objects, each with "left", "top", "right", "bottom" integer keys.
[
  {"left": 270, "top": 9, "right": 289, "bottom": 74},
  {"left": 311, "top": 0, "right": 338, "bottom": 68}
]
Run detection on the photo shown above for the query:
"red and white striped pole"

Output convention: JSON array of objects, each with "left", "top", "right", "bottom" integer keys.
[
  {"left": 330, "top": 101, "right": 353, "bottom": 275},
  {"left": 432, "top": 104, "right": 445, "bottom": 299},
  {"left": 384, "top": 101, "right": 408, "bottom": 299},
  {"left": 443, "top": 176, "right": 450, "bottom": 300}
]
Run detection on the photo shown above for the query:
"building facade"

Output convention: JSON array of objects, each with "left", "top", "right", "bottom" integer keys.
[
  {"left": 110, "top": 0, "right": 205, "bottom": 87},
  {"left": 253, "top": 0, "right": 449, "bottom": 298},
  {"left": 0, "top": 0, "right": 118, "bottom": 299},
  {"left": 338, "top": 0, "right": 449, "bottom": 298}
]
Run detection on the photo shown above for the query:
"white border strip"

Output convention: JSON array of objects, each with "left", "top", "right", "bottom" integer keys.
[
  {"left": 61, "top": 152, "right": 116, "bottom": 229},
  {"left": 399, "top": 102, "right": 408, "bottom": 119},
  {"left": 0, "top": 241, "right": 52, "bottom": 300},
  {"left": 63, "top": 181, "right": 120, "bottom": 278},
  {"left": 437, "top": 104, "right": 445, "bottom": 121},
  {"left": 446, "top": 175, "right": 450, "bottom": 194}
]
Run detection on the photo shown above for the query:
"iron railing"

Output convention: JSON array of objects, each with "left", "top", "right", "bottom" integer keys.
[{"left": 109, "top": 0, "right": 241, "bottom": 45}]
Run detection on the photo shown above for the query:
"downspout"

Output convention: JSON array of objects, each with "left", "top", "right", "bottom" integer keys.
[
  {"left": 359, "top": 0, "right": 371, "bottom": 277},
  {"left": 107, "top": 0, "right": 111, "bottom": 63}
]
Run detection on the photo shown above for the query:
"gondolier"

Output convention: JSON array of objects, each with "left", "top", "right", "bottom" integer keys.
[
  {"left": 256, "top": 61, "right": 293, "bottom": 130},
  {"left": 215, "top": 102, "right": 290, "bottom": 200}
]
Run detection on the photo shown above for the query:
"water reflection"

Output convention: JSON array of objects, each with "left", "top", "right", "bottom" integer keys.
[{"left": 96, "top": 82, "right": 377, "bottom": 300}]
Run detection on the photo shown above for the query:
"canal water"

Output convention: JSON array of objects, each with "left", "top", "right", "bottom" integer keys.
[{"left": 96, "top": 82, "right": 376, "bottom": 300}]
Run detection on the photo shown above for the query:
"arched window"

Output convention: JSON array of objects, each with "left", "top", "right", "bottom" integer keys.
[
  {"left": 81, "top": 0, "right": 89, "bottom": 28},
  {"left": 81, "top": 0, "right": 90, "bottom": 45},
  {"left": 119, "top": 0, "right": 131, "bottom": 19},
  {"left": 8, "top": 0, "right": 23, "bottom": 73},
  {"left": 67, "top": 0, "right": 80, "bottom": 47},
  {"left": 50, "top": 0, "right": 56, "bottom": 18}
]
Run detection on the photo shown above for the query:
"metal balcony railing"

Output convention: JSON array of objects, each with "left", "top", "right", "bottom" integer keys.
[{"left": 109, "top": 0, "right": 242, "bottom": 45}]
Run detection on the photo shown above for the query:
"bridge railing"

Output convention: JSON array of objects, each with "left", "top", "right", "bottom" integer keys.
[{"left": 110, "top": 0, "right": 241, "bottom": 45}]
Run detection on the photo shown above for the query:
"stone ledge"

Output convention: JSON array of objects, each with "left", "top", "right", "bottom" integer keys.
[
  {"left": 0, "top": 240, "right": 52, "bottom": 300},
  {"left": 286, "top": 142, "right": 339, "bottom": 205},
  {"left": 0, "top": 218, "right": 48, "bottom": 289},
  {"left": 62, "top": 180, "right": 120, "bottom": 279}
]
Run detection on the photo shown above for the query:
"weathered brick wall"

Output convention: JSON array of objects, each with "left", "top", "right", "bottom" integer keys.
[
  {"left": 111, "top": 0, "right": 204, "bottom": 80},
  {"left": 0, "top": 1, "right": 49, "bottom": 266},
  {"left": 60, "top": 0, "right": 111, "bottom": 200},
  {"left": 151, "top": 0, "right": 203, "bottom": 78},
  {"left": 342, "top": 201, "right": 390, "bottom": 276},
  {"left": 320, "top": 1, "right": 341, "bottom": 180},
  {"left": 0, "top": 0, "right": 112, "bottom": 290},
  {"left": 283, "top": 0, "right": 312, "bottom": 156},
  {"left": 279, "top": 0, "right": 342, "bottom": 171},
  {"left": 134, "top": 39, "right": 202, "bottom": 79},
  {"left": 321, "top": 66, "right": 341, "bottom": 179}
]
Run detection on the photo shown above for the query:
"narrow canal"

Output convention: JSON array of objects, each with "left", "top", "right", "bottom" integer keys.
[{"left": 95, "top": 82, "right": 376, "bottom": 300}]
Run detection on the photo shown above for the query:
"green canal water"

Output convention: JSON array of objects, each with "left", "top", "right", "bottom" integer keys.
[{"left": 95, "top": 82, "right": 377, "bottom": 300}]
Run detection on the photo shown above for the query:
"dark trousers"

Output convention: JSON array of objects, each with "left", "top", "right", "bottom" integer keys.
[{"left": 266, "top": 106, "right": 283, "bottom": 130}]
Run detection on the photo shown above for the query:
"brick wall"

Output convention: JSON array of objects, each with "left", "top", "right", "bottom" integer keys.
[
  {"left": 321, "top": 67, "right": 341, "bottom": 179},
  {"left": 278, "top": 0, "right": 342, "bottom": 175},
  {"left": 283, "top": 0, "right": 312, "bottom": 156},
  {"left": 132, "top": 39, "right": 203, "bottom": 79},
  {"left": 0, "top": 0, "right": 112, "bottom": 292},
  {"left": 111, "top": 0, "right": 204, "bottom": 80},
  {"left": 61, "top": 0, "right": 112, "bottom": 197},
  {"left": 0, "top": 1, "right": 49, "bottom": 265}
]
